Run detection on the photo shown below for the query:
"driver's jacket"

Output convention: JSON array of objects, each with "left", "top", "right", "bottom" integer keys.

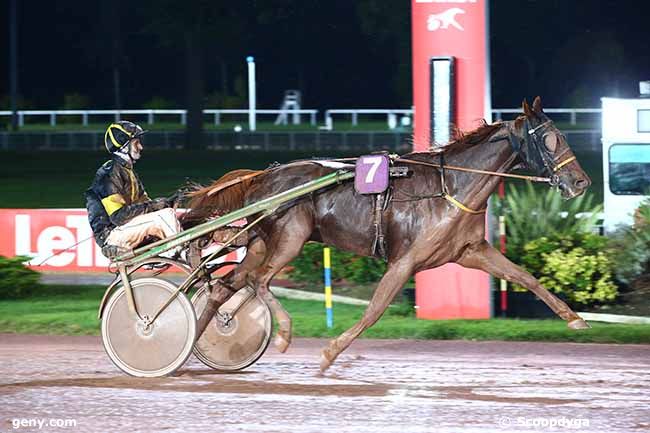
[{"left": 85, "top": 156, "right": 165, "bottom": 246}]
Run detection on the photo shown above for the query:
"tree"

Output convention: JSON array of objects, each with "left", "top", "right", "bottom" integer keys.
[
  {"left": 100, "top": 0, "right": 122, "bottom": 109},
  {"left": 141, "top": 0, "right": 249, "bottom": 149},
  {"left": 356, "top": 0, "right": 411, "bottom": 105}
]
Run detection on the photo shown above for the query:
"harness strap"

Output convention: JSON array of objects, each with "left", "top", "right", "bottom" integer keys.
[
  {"left": 409, "top": 154, "right": 487, "bottom": 215},
  {"left": 442, "top": 193, "right": 486, "bottom": 215},
  {"left": 553, "top": 155, "right": 576, "bottom": 172},
  {"left": 371, "top": 190, "right": 389, "bottom": 259},
  {"left": 527, "top": 120, "right": 553, "bottom": 135}
]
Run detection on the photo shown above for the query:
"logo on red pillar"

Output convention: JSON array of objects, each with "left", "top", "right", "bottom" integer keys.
[
  {"left": 427, "top": 8, "right": 465, "bottom": 31},
  {"left": 415, "top": 0, "right": 476, "bottom": 3}
]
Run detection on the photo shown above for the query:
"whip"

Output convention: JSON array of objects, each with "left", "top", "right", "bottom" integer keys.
[{"left": 29, "top": 234, "right": 96, "bottom": 266}]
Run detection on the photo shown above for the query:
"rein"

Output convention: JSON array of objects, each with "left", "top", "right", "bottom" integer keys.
[
  {"left": 198, "top": 124, "right": 576, "bottom": 217},
  {"left": 205, "top": 171, "right": 265, "bottom": 196},
  {"left": 394, "top": 157, "right": 551, "bottom": 183},
  {"left": 325, "top": 149, "right": 554, "bottom": 215},
  {"left": 391, "top": 120, "right": 577, "bottom": 214},
  {"left": 395, "top": 155, "right": 496, "bottom": 214}
]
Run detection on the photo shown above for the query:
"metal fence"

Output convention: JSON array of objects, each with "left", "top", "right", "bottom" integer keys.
[
  {"left": 0, "top": 107, "right": 601, "bottom": 129},
  {"left": 0, "top": 109, "right": 318, "bottom": 127},
  {"left": 0, "top": 130, "right": 600, "bottom": 153},
  {"left": 323, "top": 108, "right": 602, "bottom": 128}
]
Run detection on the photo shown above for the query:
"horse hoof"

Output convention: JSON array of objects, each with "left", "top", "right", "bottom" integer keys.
[
  {"left": 568, "top": 318, "right": 591, "bottom": 330},
  {"left": 319, "top": 351, "right": 333, "bottom": 373},
  {"left": 274, "top": 334, "right": 290, "bottom": 353}
]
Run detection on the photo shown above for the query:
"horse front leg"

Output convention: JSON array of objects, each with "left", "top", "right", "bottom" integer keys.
[
  {"left": 456, "top": 240, "right": 589, "bottom": 329},
  {"left": 320, "top": 257, "right": 414, "bottom": 372},
  {"left": 259, "top": 289, "right": 292, "bottom": 353}
]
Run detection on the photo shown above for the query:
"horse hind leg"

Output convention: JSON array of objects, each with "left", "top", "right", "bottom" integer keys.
[
  {"left": 250, "top": 216, "right": 314, "bottom": 353},
  {"left": 261, "top": 290, "right": 292, "bottom": 353},
  {"left": 223, "top": 237, "right": 266, "bottom": 290},
  {"left": 320, "top": 257, "right": 414, "bottom": 372},
  {"left": 456, "top": 240, "right": 589, "bottom": 329},
  {"left": 195, "top": 238, "right": 266, "bottom": 340}
]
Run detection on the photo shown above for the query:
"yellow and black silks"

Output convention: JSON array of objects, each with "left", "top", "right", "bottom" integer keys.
[{"left": 84, "top": 156, "right": 165, "bottom": 247}]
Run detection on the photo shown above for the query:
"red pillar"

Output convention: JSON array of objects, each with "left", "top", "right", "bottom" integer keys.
[{"left": 411, "top": 0, "right": 492, "bottom": 319}]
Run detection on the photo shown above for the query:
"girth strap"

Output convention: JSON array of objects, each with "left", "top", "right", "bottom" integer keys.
[
  {"left": 370, "top": 188, "right": 390, "bottom": 260},
  {"left": 437, "top": 153, "right": 486, "bottom": 215}
]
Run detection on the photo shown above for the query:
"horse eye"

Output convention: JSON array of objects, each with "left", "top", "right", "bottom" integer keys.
[{"left": 544, "top": 134, "right": 557, "bottom": 153}]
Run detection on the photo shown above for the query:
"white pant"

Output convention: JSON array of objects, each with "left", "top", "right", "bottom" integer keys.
[{"left": 105, "top": 208, "right": 180, "bottom": 250}]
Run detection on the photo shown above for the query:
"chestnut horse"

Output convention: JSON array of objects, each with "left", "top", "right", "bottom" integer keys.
[{"left": 185, "top": 97, "right": 592, "bottom": 372}]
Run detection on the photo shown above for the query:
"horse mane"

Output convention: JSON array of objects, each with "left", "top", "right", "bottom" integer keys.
[
  {"left": 181, "top": 169, "right": 264, "bottom": 226},
  {"left": 403, "top": 120, "right": 503, "bottom": 160}
]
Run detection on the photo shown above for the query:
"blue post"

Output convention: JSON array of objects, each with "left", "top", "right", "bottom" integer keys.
[{"left": 324, "top": 247, "right": 333, "bottom": 328}]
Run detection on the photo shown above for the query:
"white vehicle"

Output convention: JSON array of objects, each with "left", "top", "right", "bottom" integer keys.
[{"left": 601, "top": 96, "right": 650, "bottom": 232}]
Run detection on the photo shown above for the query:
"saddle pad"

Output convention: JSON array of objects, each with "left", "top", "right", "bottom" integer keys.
[
  {"left": 355, "top": 154, "right": 389, "bottom": 194},
  {"left": 312, "top": 160, "right": 355, "bottom": 169}
]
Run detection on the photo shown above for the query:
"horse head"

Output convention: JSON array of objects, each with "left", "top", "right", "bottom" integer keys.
[{"left": 511, "top": 96, "right": 591, "bottom": 199}]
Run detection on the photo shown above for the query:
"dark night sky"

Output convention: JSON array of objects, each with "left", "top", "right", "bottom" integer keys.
[{"left": 2, "top": 0, "right": 650, "bottom": 110}]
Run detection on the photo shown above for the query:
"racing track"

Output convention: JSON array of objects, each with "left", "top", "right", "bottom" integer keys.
[{"left": 1, "top": 334, "right": 649, "bottom": 432}]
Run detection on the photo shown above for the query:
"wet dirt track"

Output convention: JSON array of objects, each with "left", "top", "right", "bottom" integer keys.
[{"left": 1, "top": 334, "right": 649, "bottom": 433}]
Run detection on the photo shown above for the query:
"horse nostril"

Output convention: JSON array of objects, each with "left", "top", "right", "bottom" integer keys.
[{"left": 575, "top": 178, "right": 588, "bottom": 188}]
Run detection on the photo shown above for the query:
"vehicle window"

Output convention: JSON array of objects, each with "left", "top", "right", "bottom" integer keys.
[{"left": 609, "top": 144, "right": 650, "bottom": 195}]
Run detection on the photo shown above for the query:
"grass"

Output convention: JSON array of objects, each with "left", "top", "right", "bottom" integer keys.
[
  {"left": 0, "top": 285, "right": 105, "bottom": 335},
  {"left": 0, "top": 148, "right": 603, "bottom": 209},
  {"left": 0, "top": 284, "right": 648, "bottom": 343},
  {"left": 0, "top": 150, "right": 361, "bottom": 208}
]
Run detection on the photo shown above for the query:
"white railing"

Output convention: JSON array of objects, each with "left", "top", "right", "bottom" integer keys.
[
  {"left": 323, "top": 108, "right": 601, "bottom": 128},
  {"left": 205, "top": 109, "right": 318, "bottom": 126},
  {"left": 0, "top": 107, "right": 602, "bottom": 129},
  {"left": 0, "top": 129, "right": 600, "bottom": 152},
  {"left": 0, "top": 130, "right": 414, "bottom": 152},
  {"left": 0, "top": 109, "right": 318, "bottom": 128},
  {"left": 491, "top": 108, "right": 601, "bottom": 125},
  {"left": 324, "top": 109, "right": 414, "bottom": 128}
]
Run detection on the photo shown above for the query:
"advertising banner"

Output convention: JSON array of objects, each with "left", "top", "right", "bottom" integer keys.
[
  {"left": 411, "top": 0, "right": 492, "bottom": 319},
  {"left": 0, "top": 209, "right": 241, "bottom": 273}
]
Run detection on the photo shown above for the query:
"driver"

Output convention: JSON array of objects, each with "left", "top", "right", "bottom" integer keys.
[{"left": 85, "top": 121, "right": 180, "bottom": 259}]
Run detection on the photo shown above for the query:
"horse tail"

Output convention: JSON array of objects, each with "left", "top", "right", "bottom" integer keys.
[{"left": 181, "top": 169, "right": 263, "bottom": 227}]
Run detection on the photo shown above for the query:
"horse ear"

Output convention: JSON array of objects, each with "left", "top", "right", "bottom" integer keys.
[
  {"left": 522, "top": 99, "right": 533, "bottom": 116},
  {"left": 532, "top": 96, "right": 543, "bottom": 114}
]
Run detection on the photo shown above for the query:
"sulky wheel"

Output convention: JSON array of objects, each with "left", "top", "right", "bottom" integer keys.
[
  {"left": 101, "top": 277, "right": 197, "bottom": 377},
  {"left": 192, "top": 285, "right": 272, "bottom": 371}
]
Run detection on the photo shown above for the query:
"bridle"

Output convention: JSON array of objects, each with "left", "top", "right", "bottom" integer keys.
[
  {"left": 514, "top": 119, "right": 577, "bottom": 187},
  {"left": 394, "top": 118, "right": 578, "bottom": 214}
]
